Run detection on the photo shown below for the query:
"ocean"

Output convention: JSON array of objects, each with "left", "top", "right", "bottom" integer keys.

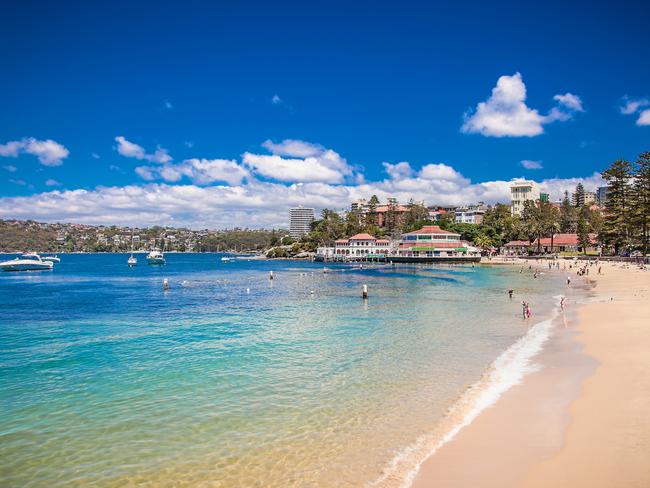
[{"left": 0, "top": 253, "right": 566, "bottom": 487}]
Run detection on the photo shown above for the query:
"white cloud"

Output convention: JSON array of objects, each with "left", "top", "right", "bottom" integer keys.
[
  {"left": 0, "top": 165, "right": 604, "bottom": 228},
  {"left": 135, "top": 158, "right": 250, "bottom": 186},
  {"left": 636, "top": 109, "right": 650, "bottom": 126},
  {"left": 0, "top": 138, "right": 69, "bottom": 166},
  {"left": 92, "top": 152, "right": 101, "bottom": 159},
  {"left": 462, "top": 73, "right": 582, "bottom": 137},
  {"left": 9, "top": 179, "right": 27, "bottom": 186},
  {"left": 184, "top": 141, "right": 194, "bottom": 148},
  {"left": 163, "top": 99, "right": 173, "bottom": 110},
  {"left": 45, "top": 179, "right": 61, "bottom": 186},
  {"left": 553, "top": 93, "right": 584, "bottom": 112},
  {"left": 3, "top": 165, "right": 17, "bottom": 172},
  {"left": 271, "top": 94, "right": 282, "bottom": 104},
  {"left": 243, "top": 140, "right": 356, "bottom": 184},
  {"left": 619, "top": 97, "right": 649, "bottom": 115},
  {"left": 383, "top": 161, "right": 414, "bottom": 179},
  {"left": 520, "top": 159, "right": 543, "bottom": 170},
  {"left": 262, "top": 139, "right": 322, "bottom": 158},
  {"left": 115, "top": 136, "right": 172, "bottom": 164}
]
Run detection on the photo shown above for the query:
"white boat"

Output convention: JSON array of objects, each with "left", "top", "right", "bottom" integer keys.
[
  {"left": 41, "top": 255, "right": 61, "bottom": 263},
  {"left": 221, "top": 256, "right": 233, "bottom": 262},
  {"left": 147, "top": 250, "right": 165, "bottom": 265},
  {"left": 127, "top": 254, "right": 137, "bottom": 266},
  {"left": 0, "top": 253, "right": 54, "bottom": 271}
]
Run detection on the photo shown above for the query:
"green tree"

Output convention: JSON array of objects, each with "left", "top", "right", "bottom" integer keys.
[
  {"left": 573, "top": 183, "right": 585, "bottom": 207},
  {"left": 601, "top": 159, "right": 633, "bottom": 254},
  {"left": 632, "top": 152, "right": 650, "bottom": 255},
  {"left": 560, "top": 191, "right": 577, "bottom": 232},
  {"left": 577, "top": 214, "right": 591, "bottom": 254},
  {"left": 473, "top": 234, "right": 492, "bottom": 250}
]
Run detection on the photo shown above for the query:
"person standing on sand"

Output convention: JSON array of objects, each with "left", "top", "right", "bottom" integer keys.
[
  {"left": 526, "top": 303, "right": 532, "bottom": 318},
  {"left": 522, "top": 301, "right": 527, "bottom": 319},
  {"left": 599, "top": 266, "right": 602, "bottom": 275},
  {"left": 508, "top": 289, "right": 514, "bottom": 299},
  {"left": 560, "top": 296, "right": 565, "bottom": 310}
]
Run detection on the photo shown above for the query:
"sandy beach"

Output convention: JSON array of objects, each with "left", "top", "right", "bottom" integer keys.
[{"left": 412, "top": 260, "right": 650, "bottom": 488}]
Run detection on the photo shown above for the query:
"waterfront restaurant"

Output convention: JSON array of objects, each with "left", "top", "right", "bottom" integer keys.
[
  {"left": 396, "top": 225, "right": 478, "bottom": 258},
  {"left": 334, "top": 233, "right": 392, "bottom": 258}
]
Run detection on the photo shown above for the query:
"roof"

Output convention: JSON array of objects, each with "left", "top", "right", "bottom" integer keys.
[
  {"left": 373, "top": 205, "right": 409, "bottom": 213},
  {"left": 532, "top": 233, "right": 598, "bottom": 246},
  {"left": 402, "top": 225, "right": 458, "bottom": 236},
  {"left": 349, "top": 233, "right": 376, "bottom": 240},
  {"left": 376, "top": 239, "right": 391, "bottom": 243},
  {"left": 334, "top": 239, "right": 348, "bottom": 244},
  {"left": 504, "top": 240, "right": 530, "bottom": 247}
]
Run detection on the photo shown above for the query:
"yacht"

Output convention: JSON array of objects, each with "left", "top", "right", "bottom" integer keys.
[
  {"left": 146, "top": 249, "right": 165, "bottom": 265},
  {"left": 127, "top": 254, "right": 138, "bottom": 266},
  {"left": 41, "top": 255, "right": 61, "bottom": 263},
  {"left": 221, "top": 256, "right": 233, "bottom": 263},
  {"left": 0, "top": 253, "right": 54, "bottom": 271}
]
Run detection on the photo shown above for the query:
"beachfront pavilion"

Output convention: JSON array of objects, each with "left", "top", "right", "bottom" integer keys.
[
  {"left": 397, "top": 225, "right": 478, "bottom": 258},
  {"left": 531, "top": 233, "right": 600, "bottom": 254},
  {"left": 334, "top": 233, "right": 392, "bottom": 257},
  {"left": 503, "top": 240, "right": 531, "bottom": 256}
]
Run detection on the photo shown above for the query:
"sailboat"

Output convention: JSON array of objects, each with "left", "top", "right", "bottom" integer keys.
[{"left": 127, "top": 231, "right": 137, "bottom": 266}]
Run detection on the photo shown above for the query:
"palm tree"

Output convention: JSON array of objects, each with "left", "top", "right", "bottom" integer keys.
[{"left": 547, "top": 221, "right": 561, "bottom": 255}]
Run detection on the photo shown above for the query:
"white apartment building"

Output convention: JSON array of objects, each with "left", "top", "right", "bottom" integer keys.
[
  {"left": 510, "top": 180, "right": 540, "bottom": 216},
  {"left": 454, "top": 203, "right": 487, "bottom": 224},
  {"left": 289, "top": 206, "right": 315, "bottom": 239}
]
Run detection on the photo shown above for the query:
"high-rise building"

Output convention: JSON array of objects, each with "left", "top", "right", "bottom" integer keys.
[
  {"left": 289, "top": 206, "right": 315, "bottom": 239},
  {"left": 510, "top": 180, "right": 540, "bottom": 216},
  {"left": 597, "top": 186, "right": 608, "bottom": 206}
]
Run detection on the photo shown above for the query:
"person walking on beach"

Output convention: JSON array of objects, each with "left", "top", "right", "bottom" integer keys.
[
  {"left": 522, "top": 301, "right": 528, "bottom": 319},
  {"left": 567, "top": 276, "right": 571, "bottom": 286},
  {"left": 526, "top": 303, "right": 532, "bottom": 318},
  {"left": 508, "top": 288, "right": 514, "bottom": 299},
  {"left": 560, "top": 296, "right": 565, "bottom": 311},
  {"left": 598, "top": 266, "right": 602, "bottom": 275}
]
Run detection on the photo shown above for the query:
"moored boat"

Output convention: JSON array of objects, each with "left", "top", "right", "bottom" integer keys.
[
  {"left": 41, "top": 255, "right": 61, "bottom": 263},
  {"left": 146, "top": 249, "right": 165, "bottom": 265},
  {"left": 128, "top": 254, "right": 137, "bottom": 266},
  {"left": 0, "top": 253, "right": 54, "bottom": 271}
]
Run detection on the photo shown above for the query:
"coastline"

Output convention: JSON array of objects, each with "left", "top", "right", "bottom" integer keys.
[{"left": 411, "top": 260, "right": 650, "bottom": 488}]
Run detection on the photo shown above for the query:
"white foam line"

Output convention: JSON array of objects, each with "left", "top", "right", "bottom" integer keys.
[{"left": 371, "top": 297, "right": 562, "bottom": 488}]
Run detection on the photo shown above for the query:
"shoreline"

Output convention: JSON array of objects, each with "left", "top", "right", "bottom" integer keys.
[{"left": 410, "top": 260, "right": 650, "bottom": 488}]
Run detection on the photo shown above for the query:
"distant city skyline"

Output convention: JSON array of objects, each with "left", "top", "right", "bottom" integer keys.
[{"left": 1, "top": 1, "right": 649, "bottom": 228}]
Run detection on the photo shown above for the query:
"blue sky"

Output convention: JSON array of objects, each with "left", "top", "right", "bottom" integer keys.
[{"left": 1, "top": 1, "right": 649, "bottom": 227}]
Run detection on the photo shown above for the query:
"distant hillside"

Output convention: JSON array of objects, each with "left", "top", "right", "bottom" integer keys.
[
  {"left": 0, "top": 220, "right": 59, "bottom": 252},
  {"left": 0, "top": 219, "right": 287, "bottom": 253}
]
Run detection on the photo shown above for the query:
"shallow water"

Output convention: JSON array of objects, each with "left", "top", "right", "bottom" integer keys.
[{"left": 0, "top": 254, "right": 564, "bottom": 487}]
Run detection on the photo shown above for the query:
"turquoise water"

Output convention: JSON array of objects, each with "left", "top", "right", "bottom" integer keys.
[{"left": 0, "top": 254, "right": 564, "bottom": 487}]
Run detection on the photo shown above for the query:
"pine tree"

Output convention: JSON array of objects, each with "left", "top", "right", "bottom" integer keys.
[
  {"left": 632, "top": 152, "right": 650, "bottom": 255},
  {"left": 573, "top": 183, "right": 585, "bottom": 207},
  {"left": 601, "top": 159, "right": 633, "bottom": 254},
  {"left": 560, "top": 191, "right": 577, "bottom": 232}
]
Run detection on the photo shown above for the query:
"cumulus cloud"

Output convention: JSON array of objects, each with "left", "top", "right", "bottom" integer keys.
[
  {"left": 0, "top": 137, "right": 69, "bottom": 166},
  {"left": 638, "top": 109, "right": 650, "bottom": 126},
  {"left": 115, "top": 136, "right": 172, "bottom": 164},
  {"left": 619, "top": 96, "right": 649, "bottom": 115},
  {"left": 520, "top": 159, "right": 543, "bottom": 170},
  {"left": 0, "top": 165, "right": 604, "bottom": 228},
  {"left": 135, "top": 158, "right": 250, "bottom": 186},
  {"left": 383, "top": 161, "right": 414, "bottom": 179},
  {"left": 0, "top": 137, "right": 605, "bottom": 228},
  {"left": 243, "top": 140, "right": 356, "bottom": 184},
  {"left": 553, "top": 93, "right": 584, "bottom": 112},
  {"left": 461, "top": 73, "right": 583, "bottom": 137}
]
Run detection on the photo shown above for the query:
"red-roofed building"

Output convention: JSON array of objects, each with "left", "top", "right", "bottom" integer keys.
[
  {"left": 397, "top": 225, "right": 480, "bottom": 259},
  {"left": 531, "top": 233, "right": 599, "bottom": 253}
]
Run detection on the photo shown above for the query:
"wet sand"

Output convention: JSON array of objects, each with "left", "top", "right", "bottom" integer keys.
[{"left": 412, "top": 260, "right": 650, "bottom": 488}]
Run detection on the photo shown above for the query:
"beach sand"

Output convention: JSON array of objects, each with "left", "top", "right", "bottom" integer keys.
[{"left": 412, "top": 260, "right": 650, "bottom": 488}]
